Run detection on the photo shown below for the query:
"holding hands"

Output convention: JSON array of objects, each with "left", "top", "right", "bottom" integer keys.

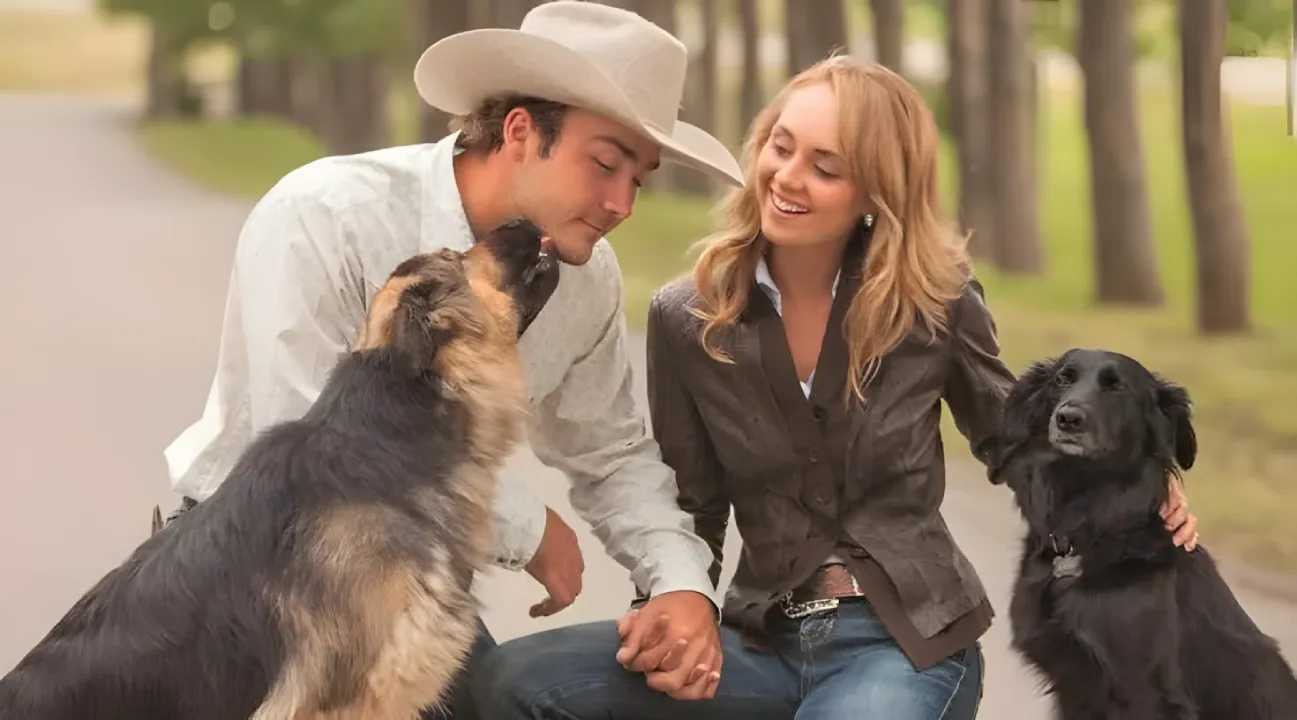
[{"left": 615, "top": 591, "right": 723, "bottom": 701}]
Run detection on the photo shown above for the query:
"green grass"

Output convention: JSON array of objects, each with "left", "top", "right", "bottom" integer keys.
[
  {"left": 139, "top": 118, "right": 325, "bottom": 197},
  {"left": 138, "top": 83, "right": 1297, "bottom": 573}
]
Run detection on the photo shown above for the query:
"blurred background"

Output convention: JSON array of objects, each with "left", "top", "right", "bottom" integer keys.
[{"left": 1, "top": 0, "right": 1295, "bottom": 713}]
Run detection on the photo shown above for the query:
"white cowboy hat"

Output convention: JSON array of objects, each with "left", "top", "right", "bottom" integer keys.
[{"left": 413, "top": 1, "right": 744, "bottom": 188}]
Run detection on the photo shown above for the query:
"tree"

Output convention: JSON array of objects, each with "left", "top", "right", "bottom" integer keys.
[
  {"left": 99, "top": 0, "right": 213, "bottom": 118},
  {"left": 869, "top": 0, "right": 904, "bottom": 74},
  {"left": 785, "top": 0, "right": 847, "bottom": 76},
  {"left": 408, "top": 0, "right": 470, "bottom": 142},
  {"left": 1179, "top": 0, "right": 1252, "bottom": 333},
  {"left": 985, "top": 0, "right": 1043, "bottom": 273},
  {"left": 1078, "top": 0, "right": 1164, "bottom": 305},
  {"left": 737, "top": 0, "right": 762, "bottom": 138},
  {"left": 947, "top": 0, "right": 993, "bottom": 258},
  {"left": 673, "top": 0, "right": 720, "bottom": 196}
]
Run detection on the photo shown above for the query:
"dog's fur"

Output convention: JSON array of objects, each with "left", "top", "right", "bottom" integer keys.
[
  {"left": 0, "top": 218, "right": 560, "bottom": 720},
  {"left": 991, "top": 348, "right": 1297, "bottom": 719}
]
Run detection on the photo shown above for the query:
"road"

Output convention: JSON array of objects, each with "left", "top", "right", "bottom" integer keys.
[{"left": 1, "top": 94, "right": 1294, "bottom": 718}]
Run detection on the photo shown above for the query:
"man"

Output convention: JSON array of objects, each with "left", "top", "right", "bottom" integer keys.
[{"left": 161, "top": 3, "right": 743, "bottom": 717}]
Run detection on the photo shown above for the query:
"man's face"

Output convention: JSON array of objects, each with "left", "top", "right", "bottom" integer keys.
[{"left": 507, "top": 109, "right": 662, "bottom": 265}]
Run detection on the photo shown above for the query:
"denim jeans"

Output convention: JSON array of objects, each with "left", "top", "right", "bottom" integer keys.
[{"left": 472, "top": 598, "right": 984, "bottom": 719}]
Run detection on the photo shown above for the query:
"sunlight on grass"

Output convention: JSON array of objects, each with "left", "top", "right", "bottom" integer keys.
[{"left": 0, "top": 10, "right": 147, "bottom": 96}]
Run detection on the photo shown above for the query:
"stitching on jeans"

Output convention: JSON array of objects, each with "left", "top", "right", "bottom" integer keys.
[
  {"left": 935, "top": 663, "right": 968, "bottom": 719},
  {"left": 529, "top": 675, "right": 790, "bottom": 712},
  {"left": 937, "top": 644, "right": 983, "bottom": 719}
]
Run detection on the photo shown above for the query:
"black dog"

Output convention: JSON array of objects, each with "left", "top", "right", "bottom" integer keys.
[
  {"left": 991, "top": 348, "right": 1297, "bottom": 719},
  {"left": 0, "top": 219, "right": 560, "bottom": 720}
]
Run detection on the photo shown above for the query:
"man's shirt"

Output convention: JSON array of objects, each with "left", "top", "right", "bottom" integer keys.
[{"left": 163, "top": 132, "right": 716, "bottom": 602}]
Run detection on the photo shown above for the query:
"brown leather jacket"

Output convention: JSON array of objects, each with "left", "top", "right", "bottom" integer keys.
[{"left": 644, "top": 246, "right": 1017, "bottom": 671}]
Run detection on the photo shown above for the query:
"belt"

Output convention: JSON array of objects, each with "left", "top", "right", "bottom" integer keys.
[{"left": 777, "top": 564, "right": 866, "bottom": 619}]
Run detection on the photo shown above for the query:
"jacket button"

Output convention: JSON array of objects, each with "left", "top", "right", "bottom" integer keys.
[
  {"left": 808, "top": 445, "right": 822, "bottom": 463},
  {"left": 812, "top": 405, "right": 826, "bottom": 421}
]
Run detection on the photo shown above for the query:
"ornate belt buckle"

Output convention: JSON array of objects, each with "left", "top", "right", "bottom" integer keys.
[{"left": 778, "top": 591, "right": 839, "bottom": 620}]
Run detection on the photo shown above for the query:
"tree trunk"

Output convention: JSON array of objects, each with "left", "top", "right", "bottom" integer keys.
[
  {"left": 674, "top": 0, "right": 719, "bottom": 196},
  {"left": 985, "top": 0, "right": 1043, "bottom": 274},
  {"left": 317, "top": 53, "right": 390, "bottom": 156},
  {"left": 632, "top": 1, "right": 680, "bottom": 193},
  {"left": 786, "top": 0, "right": 846, "bottom": 77},
  {"left": 236, "top": 56, "right": 294, "bottom": 119},
  {"left": 144, "top": 22, "right": 190, "bottom": 120},
  {"left": 869, "top": 0, "right": 904, "bottom": 74},
  {"left": 947, "top": 0, "right": 993, "bottom": 258},
  {"left": 485, "top": 0, "right": 534, "bottom": 29},
  {"left": 1078, "top": 0, "right": 1163, "bottom": 305},
  {"left": 409, "top": 0, "right": 470, "bottom": 142},
  {"left": 738, "top": 0, "right": 762, "bottom": 137},
  {"left": 1180, "top": 0, "right": 1251, "bottom": 333}
]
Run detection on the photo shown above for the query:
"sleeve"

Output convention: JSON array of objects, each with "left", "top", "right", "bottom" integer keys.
[
  {"left": 943, "top": 277, "right": 1019, "bottom": 472},
  {"left": 526, "top": 255, "right": 719, "bottom": 606},
  {"left": 233, "top": 195, "right": 366, "bottom": 431},
  {"left": 645, "top": 291, "right": 730, "bottom": 591},
  {"left": 165, "top": 193, "right": 369, "bottom": 503}
]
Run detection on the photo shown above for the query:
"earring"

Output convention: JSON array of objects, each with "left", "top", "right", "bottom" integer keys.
[{"left": 863, "top": 213, "right": 875, "bottom": 228}]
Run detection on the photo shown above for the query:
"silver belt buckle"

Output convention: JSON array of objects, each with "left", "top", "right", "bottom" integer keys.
[{"left": 778, "top": 591, "right": 839, "bottom": 620}]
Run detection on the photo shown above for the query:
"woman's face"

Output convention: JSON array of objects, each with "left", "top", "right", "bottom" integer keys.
[{"left": 755, "top": 82, "right": 864, "bottom": 249}]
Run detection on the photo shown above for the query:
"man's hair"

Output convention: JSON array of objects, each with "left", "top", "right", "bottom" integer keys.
[{"left": 451, "top": 94, "right": 569, "bottom": 157}]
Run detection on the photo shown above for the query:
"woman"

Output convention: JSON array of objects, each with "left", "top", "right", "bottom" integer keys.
[{"left": 476, "top": 55, "right": 1198, "bottom": 719}]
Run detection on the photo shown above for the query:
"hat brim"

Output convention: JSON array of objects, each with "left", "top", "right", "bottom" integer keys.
[{"left": 414, "top": 28, "right": 744, "bottom": 189}]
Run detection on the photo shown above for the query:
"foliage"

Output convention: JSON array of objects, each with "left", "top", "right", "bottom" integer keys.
[
  {"left": 1226, "top": 0, "right": 1294, "bottom": 56},
  {"left": 98, "top": 0, "right": 405, "bottom": 61}
]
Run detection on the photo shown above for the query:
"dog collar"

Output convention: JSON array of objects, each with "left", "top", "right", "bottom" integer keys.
[{"left": 1048, "top": 533, "right": 1083, "bottom": 580}]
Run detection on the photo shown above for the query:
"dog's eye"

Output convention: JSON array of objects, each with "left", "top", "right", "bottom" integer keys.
[
  {"left": 1099, "top": 368, "right": 1122, "bottom": 390},
  {"left": 1054, "top": 368, "right": 1075, "bottom": 387}
]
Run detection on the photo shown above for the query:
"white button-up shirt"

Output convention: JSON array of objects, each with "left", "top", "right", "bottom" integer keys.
[{"left": 162, "top": 132, "right": 716, "bottom": 602}]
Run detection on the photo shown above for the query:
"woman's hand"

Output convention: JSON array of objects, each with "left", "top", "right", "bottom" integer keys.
[{"left": 1161, "top": 471, "right": 1200, "bottom": 551}]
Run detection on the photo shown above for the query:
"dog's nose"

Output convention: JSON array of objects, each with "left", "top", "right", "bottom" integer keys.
[{"left": 1054, "top": 404, "right": 1086, "bottom": 432}]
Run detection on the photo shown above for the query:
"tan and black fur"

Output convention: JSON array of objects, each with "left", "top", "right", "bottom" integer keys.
[{"left": 0, "top": 219, "right": 560, "bottom": 720}]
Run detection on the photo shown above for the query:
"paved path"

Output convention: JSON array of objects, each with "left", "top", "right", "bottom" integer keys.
[{"left": 1, "top": 95, "right": 1295, "bottom": 717}]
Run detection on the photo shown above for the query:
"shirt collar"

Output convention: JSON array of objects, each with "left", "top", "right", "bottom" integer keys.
[
  {"left": 420, "top": 131, "right": 476, "bottom": 255},
  {"left": 754, "top": 253, "right": 842, "bottom": 311}
]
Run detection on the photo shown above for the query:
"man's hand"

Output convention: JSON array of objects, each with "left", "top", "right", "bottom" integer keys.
[
  {"left": 524, "top": 507, "right": 584, "bottom": 617},
  {"left": 1161, "top": 471, "right": 1200, "bottom": 551},
  {"left": 616, "top": 591, "right": 722, "bottom": 700}
]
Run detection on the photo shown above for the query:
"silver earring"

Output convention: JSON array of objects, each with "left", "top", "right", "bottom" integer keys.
[{"left": 863, "top": 213, "right": 875, "bottom": 228}]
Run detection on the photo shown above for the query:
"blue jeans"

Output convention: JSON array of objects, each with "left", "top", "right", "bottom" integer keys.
[{"left": 473, "top": 598, "right": 984, "bottom": 719}]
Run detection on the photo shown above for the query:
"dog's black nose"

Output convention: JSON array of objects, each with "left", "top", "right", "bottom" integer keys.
[{"left": 1054, "top": 404, "right": 1086, "bottom": 432}]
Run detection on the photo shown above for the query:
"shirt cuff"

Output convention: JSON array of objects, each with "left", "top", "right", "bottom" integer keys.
[
  {"left": 489, "top": 491, "right": 547, "bottom": 572},
  {"left": 634, "top": 546, "right": 722, "bottom": 620}
]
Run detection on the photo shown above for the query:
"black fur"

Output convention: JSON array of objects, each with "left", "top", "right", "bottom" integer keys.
[
  {"left": 992, "top": 348, "right": 1297, "bottom": 719},
  {"left": 0, "top": 219, "right": 557, "bottom": 719}
]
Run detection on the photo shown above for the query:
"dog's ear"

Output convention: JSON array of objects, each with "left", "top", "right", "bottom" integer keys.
[
  {"left": 987, "top": 358, "right": 1057, "bottom": 483},
  {"left": 1155, "top": 377, "right": 1197, "bottom": 472},
  {"left": 388, "top": 280, "right": 452, "bottom": 379}
]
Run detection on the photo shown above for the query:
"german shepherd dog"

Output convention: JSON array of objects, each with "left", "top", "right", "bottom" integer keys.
[
  {"left": 0, "top": 219, "right": 561, "bottom": 720},
  {"left": 991, "top": 348, "right": 1297, "bottom": 719}
]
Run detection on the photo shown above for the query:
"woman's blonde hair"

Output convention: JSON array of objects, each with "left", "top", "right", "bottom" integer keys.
[{"left": 690, "top": 55, "right": 971, "bottom": 402}]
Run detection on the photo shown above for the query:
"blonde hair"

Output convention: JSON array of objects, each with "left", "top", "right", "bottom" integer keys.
[{"left": 690, "top": 55, "right": 971, "bottom": 403}]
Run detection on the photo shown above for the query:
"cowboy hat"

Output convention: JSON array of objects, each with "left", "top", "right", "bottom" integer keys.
[{"left": 413, "top": 1, "right": 744, "bottom": 188}]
